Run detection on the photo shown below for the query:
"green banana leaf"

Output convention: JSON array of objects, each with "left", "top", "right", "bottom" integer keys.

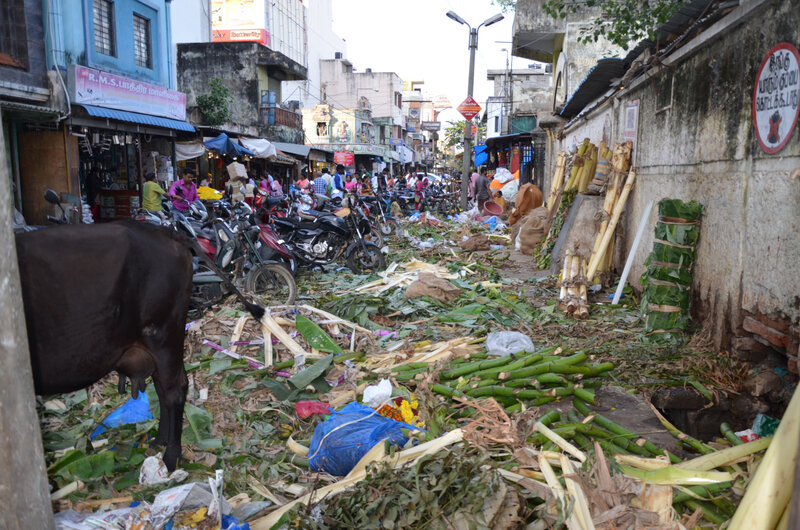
[
  {"left": 658, "top": 199, "right": 703, "bottom": 221},
  {"left": 645, "top": 310, "right": 690, "bottom": 332},
  {"left": 295, "top": 314, "right": 343, "bottom": 354},
  {"left": 641, "top": 284, "right": 691, "bottom": 312},
  {"left": 654, "top": 221, "right": 700, "bottom": 246},
  {"left": 651, "top": 242, "right": 696, "bottom": 266},
  {"left": 183, "top": 402, "right": 222, "bottom": 450},
  {"left": 288, "top": 354, "right": 333, "bottom": 390},
  {"left": 51, "top": 449, "right": 116, "bottom": 481},
  {"left": 641, "top": 263, "right": 694, "bottom": 286}
]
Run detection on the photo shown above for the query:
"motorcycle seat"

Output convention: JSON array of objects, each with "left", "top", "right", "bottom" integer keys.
[{"left": 265, "top": 196, "right": 283, "bottom": 208}]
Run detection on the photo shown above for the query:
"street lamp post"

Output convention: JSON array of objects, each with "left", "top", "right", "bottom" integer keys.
[{"left": 446, "top": 10, "right": 504, "bottom": 209}]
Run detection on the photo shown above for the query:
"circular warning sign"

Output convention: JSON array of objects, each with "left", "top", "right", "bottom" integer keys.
[{"left": 752, "top": 43, "right": 800, "bottom": 154}]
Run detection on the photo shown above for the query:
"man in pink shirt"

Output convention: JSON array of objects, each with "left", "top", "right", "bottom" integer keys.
[{"left": 169, "top": 169, "right": 199, "bottom": 212}]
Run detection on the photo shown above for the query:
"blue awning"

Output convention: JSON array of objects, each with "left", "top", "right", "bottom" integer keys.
[{"left": 81, "top": 104, "right": 195, "bottom": 132}]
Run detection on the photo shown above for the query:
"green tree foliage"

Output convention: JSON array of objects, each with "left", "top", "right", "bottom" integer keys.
[
  {"left": 492, "top": 0, "right": 684, "bottom": 50},
  {"left": 196, "top": 78, "right": 232, "bottom": 126},
  {"left": 444, "top": 120, "right": 487, "bottom": 150}
]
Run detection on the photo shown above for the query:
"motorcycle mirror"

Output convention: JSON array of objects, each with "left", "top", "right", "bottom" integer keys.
[{"left": 44, "top": 189, "right": 61, "bottom": 205}]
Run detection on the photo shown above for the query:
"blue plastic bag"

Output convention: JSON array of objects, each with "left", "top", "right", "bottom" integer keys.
[
  {"left": 308, "top": 402, "right": 418, "bottom": 476},
  {"left": 90, "top": 392, "right": 154, "bottom": 439}
]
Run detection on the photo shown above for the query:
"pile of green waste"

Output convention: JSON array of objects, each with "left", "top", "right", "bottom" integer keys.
[{"left": 640, "top": 199, "right": 703, "bottom": 343}]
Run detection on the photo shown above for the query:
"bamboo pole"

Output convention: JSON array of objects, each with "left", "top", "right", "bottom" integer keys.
[
  {"left": 547, "top": 152, "right": 567, "bottom": 211},
  {"left": 586, "top": 167, "right": 637, "bottom": 282}
]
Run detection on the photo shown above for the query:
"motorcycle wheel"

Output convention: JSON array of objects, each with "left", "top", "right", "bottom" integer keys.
[
  {"left": 366, "top": 225, "right": 385, "bottom": 247},
  {"left": 245, "top": 263, "right": 297, "bottom": 306},
  {"left": 346, "top": 241, "right": 387, "bottom": 274}
]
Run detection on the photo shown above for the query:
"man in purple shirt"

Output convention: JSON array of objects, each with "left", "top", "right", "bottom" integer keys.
[{"left": 169, "top": 169, "right": 199, "bottom": 211}]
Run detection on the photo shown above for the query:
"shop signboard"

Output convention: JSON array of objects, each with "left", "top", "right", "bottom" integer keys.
[
  {"left": 70, "top": 65, "right": 187, "bottom": 120},
  {"left": 623, "top": 100, "right": 639, "bottom": 154},
  {"left": 389, "top": 138, "right": 404, "bottom": 146},
  {"left": 433, "top": 95, "right": 452, "bottom": 110},
  {"left": 334, "top": 151, "right": 354, "bottom": 165},
  {"left": 421, "top": 121, "right": 441, "bottom": 131},
  {"left": 457, "top": 96, "right": 482, "bottom": 121},
  {"left": 211, "top": 0, "right": 270, "bottom": 46},
  {"left": 753, "top": 42, "right": 800, "bottom": 154}
]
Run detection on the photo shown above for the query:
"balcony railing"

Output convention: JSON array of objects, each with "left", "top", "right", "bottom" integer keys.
[{"left": 259, "top": 106, "right": 302, "bottom": 129}]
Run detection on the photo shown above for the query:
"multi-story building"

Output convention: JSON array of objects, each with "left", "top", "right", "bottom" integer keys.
[
  {"left": 302, "top": 57, "right": 404, "bottom": 171},
  {"left": 485, "top": 63, "right": 552, "bottom": 138},
  {"left": 174, "top": 0, "right": 308, "bottom": 144},
  {"left": 6, "top": 0, "right": 193, "bottom": 224}
]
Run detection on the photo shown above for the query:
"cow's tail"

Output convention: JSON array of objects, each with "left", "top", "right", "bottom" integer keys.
[
  {"left": 156, "top": 224, "right": 266, "bottom": 321},
  {"left": 188, "top": 238, "right": 266, "bottom": 321}
]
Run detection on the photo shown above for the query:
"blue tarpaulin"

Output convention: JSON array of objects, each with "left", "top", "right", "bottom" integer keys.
[
  {"left": 473, "top": 144, "right": 488, "bottom": 166},
  {"left": 203, "top": 133, "right": 256, "bottom": 157}
]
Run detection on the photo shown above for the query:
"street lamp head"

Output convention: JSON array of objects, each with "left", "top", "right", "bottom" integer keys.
[
  {"left": 481, "top": 13, "right": 505, "bottom": 28},
  {"left": 446, "top": 10, "right": 467, "bottom": 25}
]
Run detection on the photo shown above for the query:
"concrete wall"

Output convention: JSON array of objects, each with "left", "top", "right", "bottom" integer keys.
[
  {"left": 169, "top": 0, "right": 211, "bottom": 88},
  {"left": 47, "top": 0, "right": 174, "bottom": 88},
  {"left": 559, "top": 0, "right": 800, "bottom": 356},
  {"left": 282, "top": 0, "right": 345, "bottom": 109},
  {"left": 319, "top": 59, "right": 403, "bottom": 123}
]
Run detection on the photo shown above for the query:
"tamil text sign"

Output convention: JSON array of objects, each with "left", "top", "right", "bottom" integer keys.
[
  {"left": 457, "top": 96, "right": 482, "bottom": 121},
  {"left": 211, "top": 0, "right": 270, "bottom": 46},
  {"left": 71, "top": 65, "right": 186, "bottom": 120},
  {"left": 753, "top": 43, "right": 800, "bottom": 154}
]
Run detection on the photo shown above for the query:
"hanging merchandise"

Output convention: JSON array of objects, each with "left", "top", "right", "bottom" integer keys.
[{"left": 640, "top": 199, "right": 704, "bottom": 343}]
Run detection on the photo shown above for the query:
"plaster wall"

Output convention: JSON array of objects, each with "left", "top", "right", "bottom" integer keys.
[
  {"left": 1, "top": 0, "right": 48, "bottom": 93},
  {"left": 560, "top": 0, "right": 800, "bottom": 348}
]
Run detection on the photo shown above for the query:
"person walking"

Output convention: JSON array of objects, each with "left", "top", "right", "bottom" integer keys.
[
  {"left": 312, "top": 170, "right": 329, "bottom": 197},
  {"left": 474, "top": 171, "right": 491, "bottom": 214}
]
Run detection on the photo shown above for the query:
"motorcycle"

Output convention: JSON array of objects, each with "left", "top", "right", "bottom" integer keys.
[
  {"left": 190, "top": 203, "right": 296, "bottom": 309},
  {"left": 272, "top": 193, "right": 385, "bottom": 274}
]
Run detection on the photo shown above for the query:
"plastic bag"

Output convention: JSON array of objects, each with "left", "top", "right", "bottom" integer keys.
[
  {"left": 493, "top": 167, "right": 515, "bottom": 184},
  {"left": 362, "top": 379, "right": 392, "bottom": 408},
  {"left": 90, "top": 392, "right": 154, "bottom": 439},
  {"left": 485, "top": 331, "right": 535, "bottom": 356},
  {"left": 308, "top": 402, "right": 418, "bottom": 476}
]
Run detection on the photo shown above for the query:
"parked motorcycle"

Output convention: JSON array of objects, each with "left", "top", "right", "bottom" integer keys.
[{"left": 272, "top": 193, "right": 386, "bottom": 274}]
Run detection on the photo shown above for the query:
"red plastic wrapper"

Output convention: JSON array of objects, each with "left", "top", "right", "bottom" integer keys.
[{"left": 296, "top": 401, "right": 332, "bottom": 418}]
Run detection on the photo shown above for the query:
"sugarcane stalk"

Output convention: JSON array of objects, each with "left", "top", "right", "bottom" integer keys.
[
  {"left": 440, "top": 354, "right": 521, "bottom": 380},
  {"left": 539, "top": 410, "right": 561, "bottom": 427},
  {"left": 471, "top": 353, "right": 544, "bottom": 379},
  {"left": 649, "top": 403, "right": 715, "bottom": 455},
  {"left": 393, "top": 362, "right": 431, "bottom": 372},
  {"left": 586, "top": 167, "right": 637, "bottom": 283},
  {"left": 431, "top": 384, "right": 464, "bottom": 398},
  {"left": 573, "top": 399, "right": 681, "bottom": 463},
  {"left": 672, "top": 482, "right": 734, "bottom": 504},
  {"left": 559, "top": 251, "right": 572, "bottom": 301},
  {"left": 546, "top": 152, "right": 567, "bottom": 211},
  {"left": 720, "top": 423, "right": 743, "bottom": 446},
  {"left": 573, "top": 387, "right": 595, "bottom": 405},
  {"left": 685, "top": 500, "right": 730, "bottom": 526}
]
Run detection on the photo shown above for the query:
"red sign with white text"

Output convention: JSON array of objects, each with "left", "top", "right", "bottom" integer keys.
[
  {"left": 212, "top": 29, "right": 270, "bottom": 47},
  {"left": 334, "top": 151, "right": 354, "bottom": 166},
  {"left": 457, "top": 96, "right": 482, "bottom": 121}
]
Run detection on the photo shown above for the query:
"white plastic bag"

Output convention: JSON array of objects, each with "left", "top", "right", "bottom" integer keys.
[
  {"left": 485, "top": 331, "right": 535, "bottom": 356},
  {"left": 362, "top": 379, "right": 392, "bottom": 408},
  {"left": 493, "top": 167, "right": 515, "bottom": 184}
]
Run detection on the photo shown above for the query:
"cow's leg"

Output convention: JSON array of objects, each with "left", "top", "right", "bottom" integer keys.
[{"left": 148, "top": 352, "right": 188, "bottom": 472}]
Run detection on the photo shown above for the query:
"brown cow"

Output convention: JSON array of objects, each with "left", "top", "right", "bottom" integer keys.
[{"left": 508, "top": 183, "right": 543, "bottom": 226}]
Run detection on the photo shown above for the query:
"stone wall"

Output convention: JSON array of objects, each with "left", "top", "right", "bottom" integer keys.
[{"left": 559, "top": 0, "right": 800, "bottom": 365}]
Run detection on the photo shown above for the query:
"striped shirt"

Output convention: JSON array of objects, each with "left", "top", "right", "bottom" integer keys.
[{"left": 312, "top": 176, "right": 328, "bottom": 196}]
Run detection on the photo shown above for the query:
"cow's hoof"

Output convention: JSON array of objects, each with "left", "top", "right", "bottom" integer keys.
[{"left": 163, "top": 445, "right": 181, "bottom": 472}]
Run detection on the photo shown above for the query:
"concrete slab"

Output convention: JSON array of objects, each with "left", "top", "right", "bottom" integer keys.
[{"left": 549, "top": 194, "right": 604, "bottom": 275}]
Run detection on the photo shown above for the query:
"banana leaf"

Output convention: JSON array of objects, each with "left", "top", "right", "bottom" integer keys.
[
  {"left": 654, "top": 221, "right": 700, "bottom": 246},
  {"left": 51, "top": 449, "right": 116, "bottom": 481},
  {"left": 641, "top": 284, "right": 691, "bottom": 312},
  {"left": 652, "top": 242, "right": 696, "bottom": 266},
  {"left": 183, "top": 402, "right": 222, "bottom": 450},
  {"left": 645, "top": 310, "right": 690, "bottom": 332},
  {"left": 641, "top": 263, "right": 694, "bottom": 285},
  {"left": 295, "top": 314, "right": 343, "bottom": 354},
  {"left": 658, "top": 199, "right": 703, "bottom": 221}
]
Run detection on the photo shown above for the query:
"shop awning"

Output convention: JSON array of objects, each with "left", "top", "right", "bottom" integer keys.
[
  {"left": 204, "top": 133, "right": 256, "bottom": 157},
  {"left": 271, "top": 142, "right": 311, "bottom": 158},
  {"left": 238, "top": 138, "right": 277, "bottom": 158},
  {"left": 308, "top": 148, "right": 331, "bottom": 162},
  {"left": 175, "top": 141, "right": 205, "bottom": 161},
  {"left": 81, "top": 104, "right": 195, "bottom": 132}
]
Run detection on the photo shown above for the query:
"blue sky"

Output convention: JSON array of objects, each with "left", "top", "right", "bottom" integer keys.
[{"left": 332, "top": 0, "right": 515, "bottom": 125}]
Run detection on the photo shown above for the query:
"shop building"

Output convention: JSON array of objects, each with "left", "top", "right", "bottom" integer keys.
[{"left": 10, "top": 0, "right": 195, "bottom": 224}]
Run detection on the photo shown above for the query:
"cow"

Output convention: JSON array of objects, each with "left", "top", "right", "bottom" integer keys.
[{"left": 15, "top": 220, "right": 263, "bottom": 471}]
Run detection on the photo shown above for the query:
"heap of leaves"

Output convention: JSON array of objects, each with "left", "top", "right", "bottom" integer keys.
[
  {"left": 533, "top": 188, "right": 578, "bottom": 270},
  {"left": 285, "top": 445, "right": 536, "bottom": 529}
]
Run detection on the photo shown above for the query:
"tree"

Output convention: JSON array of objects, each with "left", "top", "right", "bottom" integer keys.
[
  {"left": 196, "top": 78, "right": 232, "bottom": 127},
  {"left": 443, "top": 120, "right": 487, "bottom": 151},
  {"left": 492, "top": 0, "right": 685, "bottom": 50}
]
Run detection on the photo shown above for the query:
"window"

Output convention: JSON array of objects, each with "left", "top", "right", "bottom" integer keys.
[
  {"left": 133, "top": 14, "right": 152, "bottom": 68},
  {"left": 93, "top": 0, "right": 115, "bottom": 57},
  {"left": 494, "top": 116, "right": 499, "bottom": 133}
]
